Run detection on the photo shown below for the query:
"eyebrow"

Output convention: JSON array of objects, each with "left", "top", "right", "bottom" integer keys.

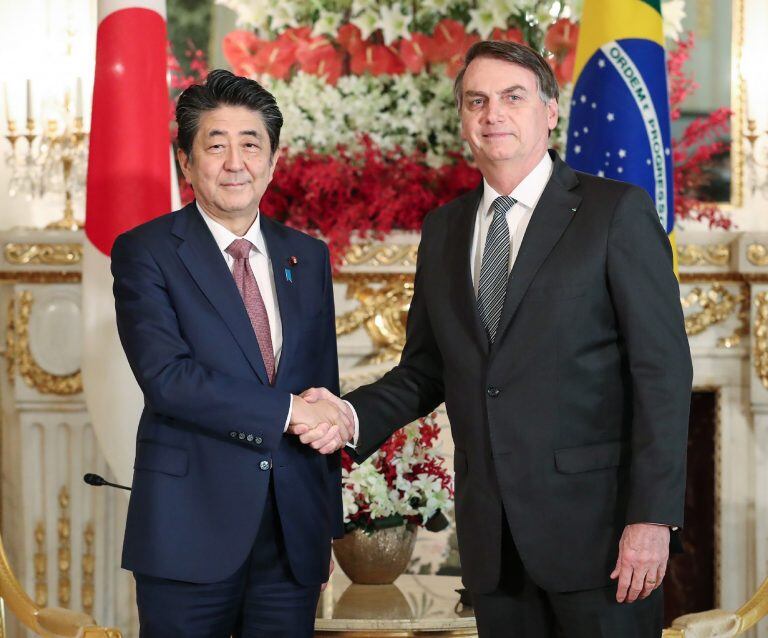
[
  {"left": 206, "top": 129, "right": 262, "bottom": 138},
  {"left": 464, "top": 85, "right": 528, "bottom": 98}
]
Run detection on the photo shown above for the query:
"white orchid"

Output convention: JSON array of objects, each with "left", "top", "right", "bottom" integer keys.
[
  {"left": 662, "top": 0, "right": 686, "bottom": 42},
  {"left": 379, "top": 4, "right": 412, "bottom": 45},
  {"left": 312, "top": 10, "right": 343, "bottom": 38},
  {"left": 350, "top": 9, "right": 380, "bottom": 40},
  {"left": 467, "top": 6, "right": 507, "bottom": 39}
]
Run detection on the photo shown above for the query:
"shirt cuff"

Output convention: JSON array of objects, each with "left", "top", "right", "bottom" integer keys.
[
  {"left": 343, "top": 400, "right": 360, "bottom": 449},
  {"left": 283, "top": 394, "right": 293, "bottom": 432}
]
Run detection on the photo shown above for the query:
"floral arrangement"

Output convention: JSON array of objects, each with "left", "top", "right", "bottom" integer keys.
[
  {"left": 164, "top": 0, "right": 731, "bottom": 255},
  {"left": 340, "top": 412, "right": 454, "bottom": 533}
]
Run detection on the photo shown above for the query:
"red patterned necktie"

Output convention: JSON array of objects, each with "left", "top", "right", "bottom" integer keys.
[{"left": 226, "top": 238, "right": 275, "bottom": 384}]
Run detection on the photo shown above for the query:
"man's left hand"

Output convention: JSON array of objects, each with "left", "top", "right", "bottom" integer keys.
[
  {"left": 321, "top": 555, "right": 334, "bottom": 591},
  {"left": 610, "top": 523, "right": 670, "bottom": 603}
]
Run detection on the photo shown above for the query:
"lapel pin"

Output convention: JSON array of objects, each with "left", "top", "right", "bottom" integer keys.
[
  {"left": 570, "top": 207, "right": 577, "bottom": 213},
  {"left": 288, "top": 256, "right": 298, "bottom": 266},
  {"left": 284, "top": 268, "right": 293, "bottom": 283}
]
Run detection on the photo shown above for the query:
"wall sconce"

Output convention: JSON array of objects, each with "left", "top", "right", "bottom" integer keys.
[{"left": 744, "top": 117, "right": 768, "bottom": 198}]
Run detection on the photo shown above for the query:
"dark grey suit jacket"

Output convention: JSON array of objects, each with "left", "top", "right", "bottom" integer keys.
[{"left": 345, "top": 151, "right": 692, "bottom": 594}]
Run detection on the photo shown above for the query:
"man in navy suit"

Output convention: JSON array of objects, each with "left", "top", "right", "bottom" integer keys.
[{"left": 111, "top": 69, "right": 353, "bottom": 637}]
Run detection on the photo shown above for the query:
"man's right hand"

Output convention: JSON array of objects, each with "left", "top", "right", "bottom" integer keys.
[{"left": 289, "top": 395, "right": 353, "bottom": 454}]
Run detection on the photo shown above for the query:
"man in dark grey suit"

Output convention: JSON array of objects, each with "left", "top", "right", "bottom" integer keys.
[{"left": 293, "top": 40, "right": 691, "bottom": 637}]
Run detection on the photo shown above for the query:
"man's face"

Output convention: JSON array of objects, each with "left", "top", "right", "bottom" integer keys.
[
  {"left": 178, "top": 105, "right": 279, "bottom": 221},
  {"left": 460, "top": 57, "right": 558, "bottom": 169}
]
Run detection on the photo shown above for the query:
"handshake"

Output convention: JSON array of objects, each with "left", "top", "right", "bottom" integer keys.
[{"left": 288, "top": 388, "right": 356, "bottom": 454}]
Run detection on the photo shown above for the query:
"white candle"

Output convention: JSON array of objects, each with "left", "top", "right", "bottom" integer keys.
[
  {"left": 26, "top": 79, "right": 32, "bottom": 122},
  {"left": 75, "top": 77, "right": 83, "bottom": 119}
]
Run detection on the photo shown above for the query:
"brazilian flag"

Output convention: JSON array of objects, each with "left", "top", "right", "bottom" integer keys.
[{"left": 565, "top": 0, "right": 675, "bottom": 246}]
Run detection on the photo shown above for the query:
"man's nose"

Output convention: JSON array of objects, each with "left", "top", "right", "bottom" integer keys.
[
  {"left": 223, "top": 145, "right": 245, "bottom": 170},
  {"left": 484, "top": 97, "right": 504, "bottom": 123}
]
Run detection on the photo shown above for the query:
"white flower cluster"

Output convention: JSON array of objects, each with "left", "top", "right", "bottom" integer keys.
[
  {"left": 263, "top": 72, "right": 464, "bottom": 163},
  {"left": 342, "top": 422, "right": 454, "bottom": 527}
]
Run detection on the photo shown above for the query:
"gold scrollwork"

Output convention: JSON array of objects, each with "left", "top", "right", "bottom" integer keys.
[
  {"left": 58, "top": 487, "right": 71, "bottom": 607},
  {"left": 5, "top": 298, "right": 14, "bottom": 384},
  {"left": 682, "top": 284, "right": 745, "bottom": 346},
  {"left": 16, "top": 291, "right": 82, "bottom": 395},
  {"left": 82, "top": 523, "right": 95, "bottom": 615},
  {"left": 677, "top": 244, "right": 731, "bottom": 268},
  {"left": 33, "top": 522, "right": 47, "bottom": 607},
  {"left": 3, "top": 243, "right": 82, "bottom": 266},
  {"left": 754, "top": 292, "right": 768, "bottom": 389},
  {"left": 748, "top": 243, "right": 768, "bottom": 267},
  {"left": 341, "top": 244, "right": 419, "bottom": 269},
  {"left": 335, "top": 274, "right": 414, "bottom": 365}
]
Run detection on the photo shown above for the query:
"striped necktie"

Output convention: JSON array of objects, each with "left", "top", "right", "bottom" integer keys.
[{"left": 477, "top": 195, "right": 516, "bottom": 343}]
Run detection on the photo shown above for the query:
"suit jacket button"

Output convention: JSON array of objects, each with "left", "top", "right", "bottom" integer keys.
[
  {"left": 254, "top": 436, "right": 263, "bottom": 445},
  {"left": 246, "top": 434, "right": 254, "bottom": 442},
  {"left": 229, "top": 431, "right": 237, "bottom": 438},
  {"left": 238, "top": 432, "right": 246, "bottom": 440},
  {"left": 259, "top": 460, "right": 271, "bottom": 471},
  {"left": 487, "top": 386, "right": 500, "bottom": 398}
]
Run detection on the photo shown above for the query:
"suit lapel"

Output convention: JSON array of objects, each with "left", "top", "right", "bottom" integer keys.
[
  {"left": 446, "top": 185, "right": 490, "bottom": 356},
  {"left": 172, "top": 204, "right": 270, "bottom": 385},
  {"left": 260, "top": 215, "right": 301, "bottom": 387},
  {"left": 493, "top": 154, "right": 582, "bottom": 348}
]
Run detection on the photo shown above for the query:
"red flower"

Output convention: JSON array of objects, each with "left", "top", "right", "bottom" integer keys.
[
  {"left": 338, "top": 23, "right": 364, "bottom": 55},
  {"left": 350, "top": 44, "right": 406, "bottom": 76},
  {"left": 252, "top": 40, "right": 296, "bottom": 79},
  {"left": 296, "top": 36, "right": 344, "bottom": 84},
  {"left": 397, "top": 34, "right": 431, "bottom": 74},
  {"left": 430, "top": 19, "right": 478, "bottom": 77},
  {"left": 545, "top": 19, "right": 579, "bottom": 85},
  {"left": 491, "top": 27, "right": 524, "bottom": 44},
  {"left": 222, "top": 30, "right": 263, "bottom": 76}
]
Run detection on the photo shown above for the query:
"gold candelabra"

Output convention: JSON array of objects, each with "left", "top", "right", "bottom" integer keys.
[
  {"left": 4, "top": 88, "right": 88, "bottom": 231},
  {"left": 744, "top": 118, "right": 768, "bottom": 198}
]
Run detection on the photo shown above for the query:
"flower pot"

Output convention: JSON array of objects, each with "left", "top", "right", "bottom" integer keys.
[{"left": 333, "top": 524, "right": 418, "bottom": 585}]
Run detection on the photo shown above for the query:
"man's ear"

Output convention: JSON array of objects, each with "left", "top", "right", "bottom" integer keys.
[
  {"left": 177, "top": 147, "right": 191, "bottom": 180},
  {"left": 268, "top": 148, "right": 281, "bottom": 179}
]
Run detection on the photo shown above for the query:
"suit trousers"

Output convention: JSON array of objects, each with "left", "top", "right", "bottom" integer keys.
[
  {"left": 471, "top": 518, "right": 663, "bottom": 638},
  {"left": 134, "top": 478, "right": 321, "bottom": 638}
]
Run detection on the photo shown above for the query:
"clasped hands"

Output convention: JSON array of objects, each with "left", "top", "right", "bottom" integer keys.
[{"left": 288, "top": 387, "right": 354, "bottom": 454}]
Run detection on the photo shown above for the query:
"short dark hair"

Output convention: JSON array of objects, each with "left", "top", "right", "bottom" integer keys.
[
  {"left": 176, "top": 69, "right": 283, "bottom": 160},
  {"left": 453, "top": 40, "right": 559, "bottom": 110}
]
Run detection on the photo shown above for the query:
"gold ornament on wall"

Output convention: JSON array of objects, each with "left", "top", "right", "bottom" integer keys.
[
  {"left": 747, "top": 243, "right": 768, "bottom": 267},
  {"left": 33, "top": 522, "right": 47, "bottom": 607},
  {"left": 16, "top": 291, "right": 82, "bottom": 395},
  {"left": 3, "top": 243, "right": 83, "bottom": 266},
  {"left": 58, "top": 487, "right": 71, "bottom": 607},
  {"left": 5, "top": 298, "right": 15, "bottom": 384},
  {"left": 754, "top": 292, "right": 768, "bottom": 389},
  {"left": 677, "top": 244, "right": 731, "bottom": 268},
  {"left": 335, "top": 274, "right": 414, "bottom": 365},
  {"left": 82, "top": 523, "right": 95, "bottom": 615},
  {"left": 682, "top": 284, "right": 746, "bottom": 347},
  {"left": 341, "top": 244, "right": 419, "bottom": 269}
]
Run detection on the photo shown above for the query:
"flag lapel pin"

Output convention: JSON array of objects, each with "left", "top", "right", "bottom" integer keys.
[{"left": 285, "top": 256, "right": 298, "bottom": 283}]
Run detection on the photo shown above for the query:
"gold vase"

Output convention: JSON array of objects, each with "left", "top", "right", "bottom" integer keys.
[{"left": 333, "top": 524, "right": 418, "bottom": 585}]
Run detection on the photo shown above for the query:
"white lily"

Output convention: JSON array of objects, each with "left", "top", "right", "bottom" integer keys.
[
  {"left": 662, "top": 0, "right": 686, "bottom": 42},
  {"left": 379, "top": 3, "right": 412, "bottom": 45},
  {"left": 312, "top": 10, "right": 343, "bottom": 38},
  {"left": 350, "top": 8, "right": 381, "bottom": 40}
]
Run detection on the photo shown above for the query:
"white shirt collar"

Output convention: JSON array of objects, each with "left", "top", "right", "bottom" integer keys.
[
  {"left": 480, "top": 151, "right": 554, "bottom": 216},
  {"left": 196, "top": 201, "right": 267, "bottom": 256}
]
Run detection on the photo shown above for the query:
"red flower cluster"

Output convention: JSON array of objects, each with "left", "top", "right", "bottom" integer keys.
[
  {"left": 261, "top": 138, "right": 480, "bottom": 263},
  {"left": 544, "top": 19, "right": 579, "bottom": 85},
  {"left": 668, "top": 34, "right": 733, "bottom": 229},
  {"left": 222, "top": 21, "right": 531, "bottom": 83},
  {"left": 340, "top": 413, "right": 454, "bottom": 530}
]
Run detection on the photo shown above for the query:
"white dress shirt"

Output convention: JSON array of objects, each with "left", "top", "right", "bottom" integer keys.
[
  {"left": 470, "top": 152, "right": 554, "bottom": 293},
  {"left": 196, "top": 203, "right": 293, "bottom": 429}
]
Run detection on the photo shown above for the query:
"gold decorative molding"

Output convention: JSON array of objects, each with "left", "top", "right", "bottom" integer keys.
[
  {"left": 754, "top": 292, "right": 768, "bottom": 389},
  {"left": 33, "top": 522, "right": 46, "bottom": 607},
  {"left": 747, "top": 243, "right": 768, "bottom": 267},
  {"left": 82, "top": 523, "right": 95, "bottom": 615},
  {"left": 0, "top": 271, "right": 81, "bottom": 283},
  {"left": 336, "top": 274, "right": 414, "bottom": 365},
  {"left": 341, "top": 244, "right": 419, "bottom": 269},
  {"left": 5, "top": 298, "right": 14, "bottom": 384},
  {"left": 3, "top": 243, "right": 82, "bottom": 266},
  {"left": 677, "top": 243, "right": 731, "bottom": 268},
  {"left": 682, "top": 284, "right": 745, "bottom": 345},
  {"left": 17, "top": 291, "right": 82, "bottom": 395},
  {"left": 57, "top": 487, "right": 71, "bottom": 608}
]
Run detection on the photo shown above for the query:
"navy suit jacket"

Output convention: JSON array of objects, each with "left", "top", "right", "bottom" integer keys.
[{"left": 111, "top": 201, "right": 343, "bottom": 585}]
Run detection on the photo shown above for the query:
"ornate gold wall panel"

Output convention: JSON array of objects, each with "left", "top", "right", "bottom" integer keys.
[
  {"left": 682, "top": 283, "right": 749, "bottom": 347},
  {"left": 3, "top": 243, "right": 82, "bottom": 266},
  {"left": 16, "top": 291, "right": 83, "bottom": 395},
  {"left": 754, "top": 292, "right": 768, "bottom": 389},
  {"left": 5, "top": 298, "right": 14, "bottom": 384},
  {"left": 747, "top": 243, "right": 768, "bottom": 267},
  {"left": 82, "top": 523, "right": 95, "bottom": 616},
  {"left": 678, "top": 243, "right": 731, "bottom": 267},
  {"left": 58, "top": 487, "right": 71, "bottom": 607},
  {"left": 341, "top": 244, "right": 419, "bottom": 269},
  {"left": 33, "top": 522, "right": 46, "bottom": 607}
]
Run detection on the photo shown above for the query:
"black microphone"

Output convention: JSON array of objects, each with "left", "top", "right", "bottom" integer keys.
[{"left": 83, "top": 473, "right": 132, "bottom": 491}]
